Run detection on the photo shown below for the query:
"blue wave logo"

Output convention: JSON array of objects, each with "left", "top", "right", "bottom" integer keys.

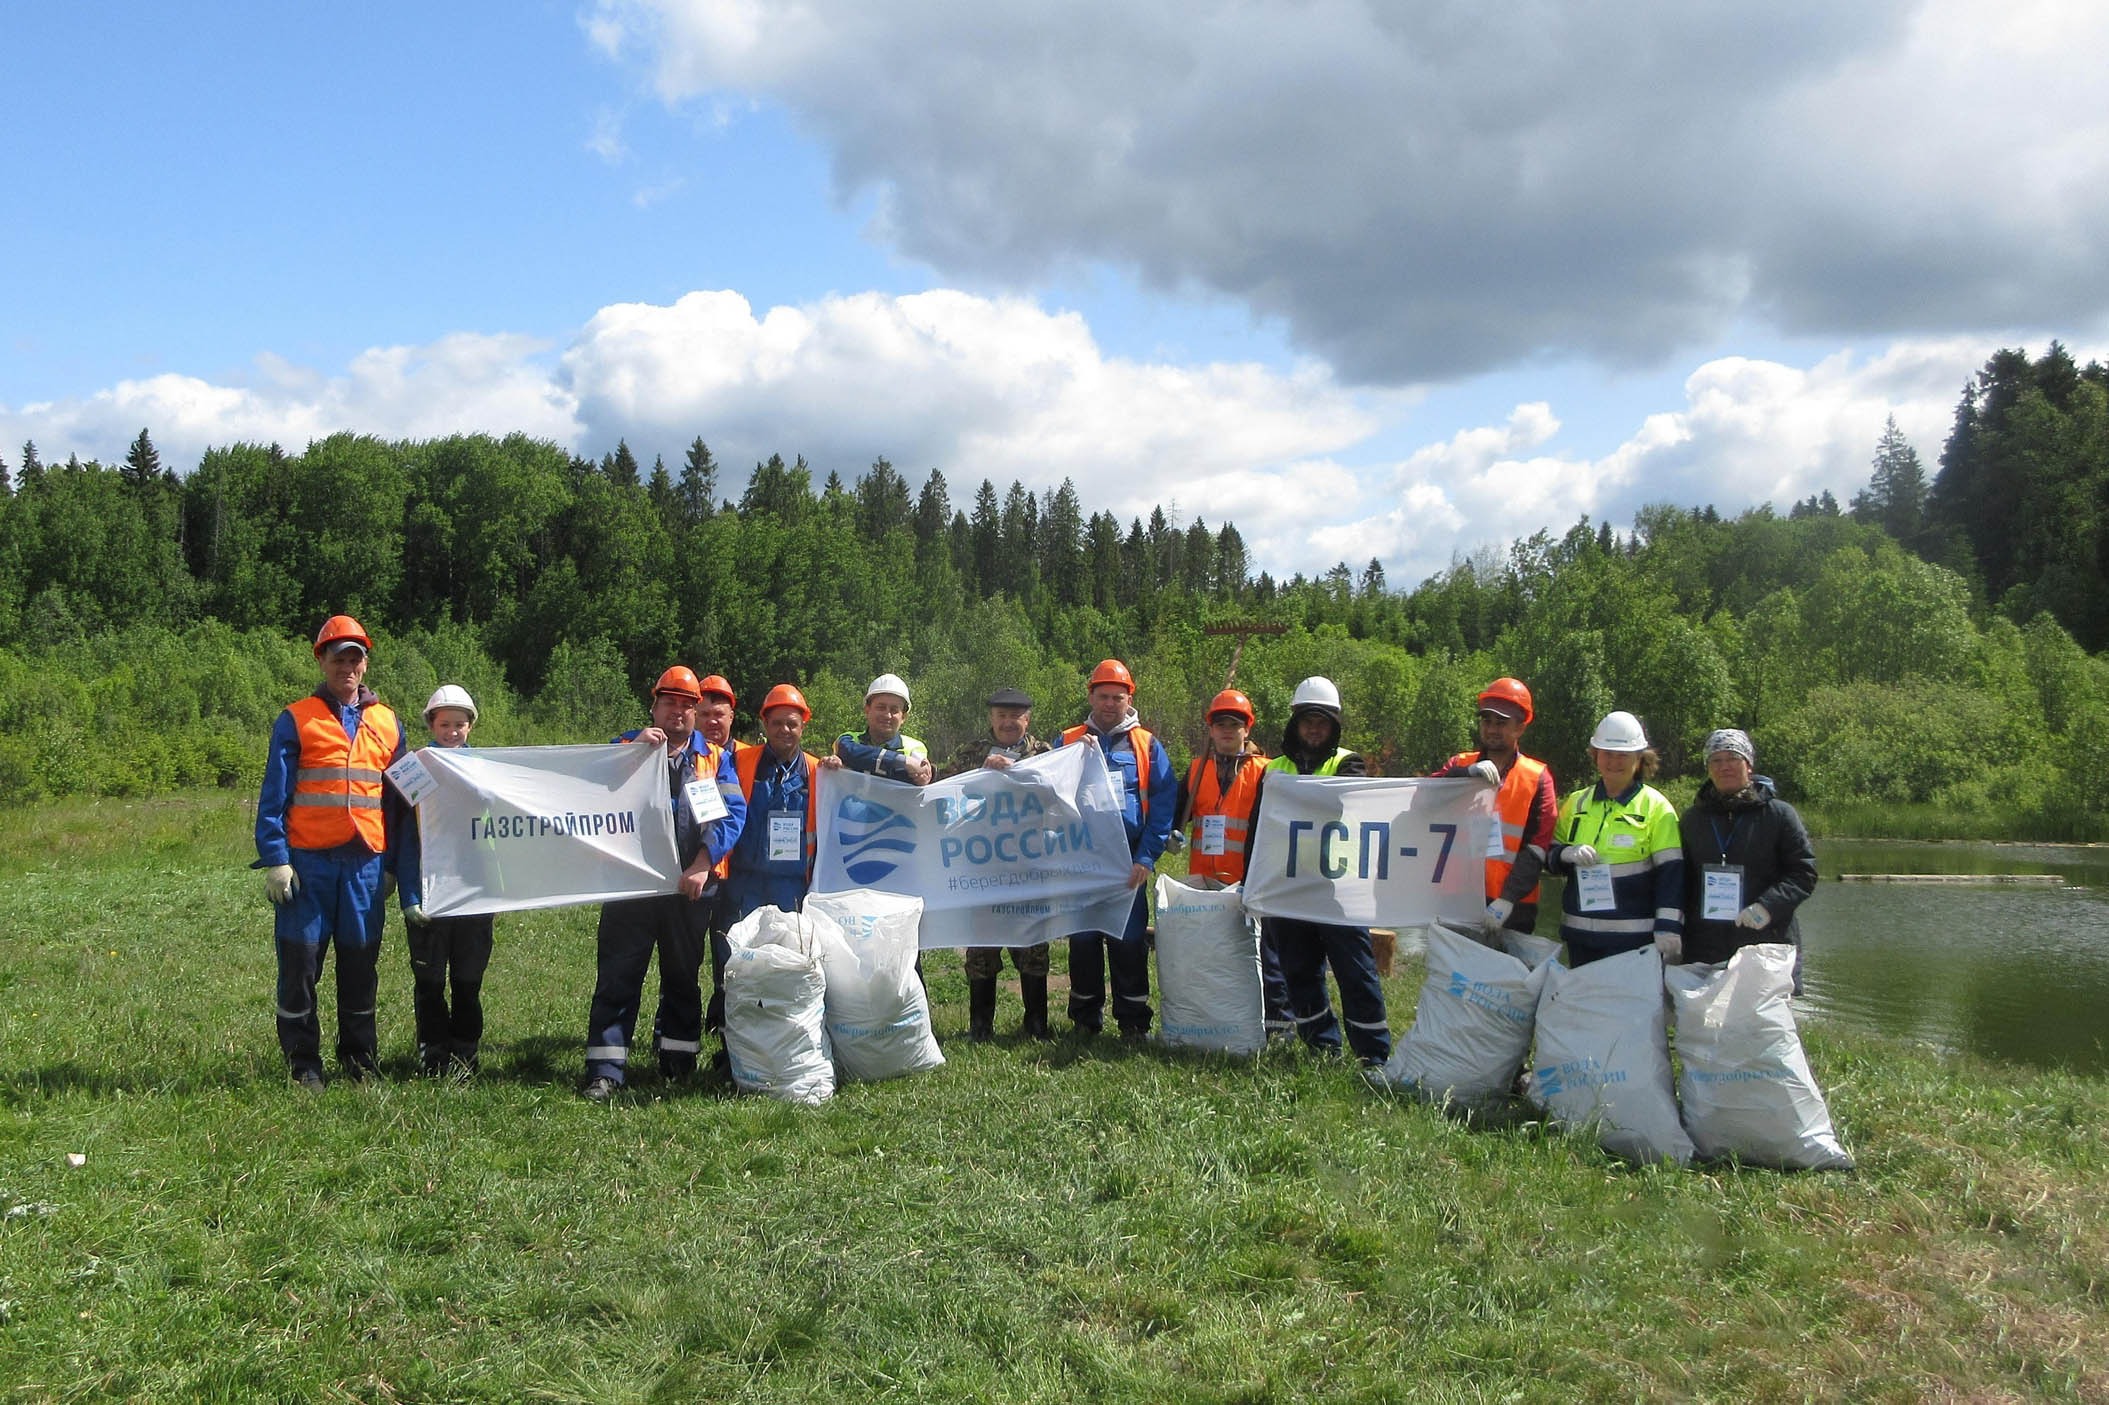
[{"left": 835, "top": 794, "right": 917, "bottom": 884}]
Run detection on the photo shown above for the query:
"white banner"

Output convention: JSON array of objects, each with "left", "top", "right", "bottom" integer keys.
[
  {"left": 1242, "top": 776, "right": 1494, "bottom": 928},
  {"left": 410, "top": 743, "right": 680, "bottom": 917},
  {"left": 811, "top": 744, "right": 1138, "bottom": 948}
]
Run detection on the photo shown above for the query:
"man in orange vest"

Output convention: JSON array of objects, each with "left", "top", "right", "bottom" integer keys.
[
  {"left": 254, "top": 615, "right": 409, "bottom": 1090},
  {"left": 1173, "top": 687, "right": 1284, "bottom": 1034},
  {"left": 581, "top": 666, "right": 747, "bottom": 1101},
  {"left": 712, "top": 683, "right": 821, "bottom": 1054},
  {"left": 1054, "top": 659, "right": 1177, "bottom": 1039},
  {"left": 1431, "top": 677, "right": 1558, "bottom": 938}
]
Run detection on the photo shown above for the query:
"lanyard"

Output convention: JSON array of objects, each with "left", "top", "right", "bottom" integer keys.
[{"left": 1708, "top": 815, "right": 1739, "bottom": 863}]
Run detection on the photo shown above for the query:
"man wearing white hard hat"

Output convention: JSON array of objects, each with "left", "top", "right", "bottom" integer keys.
[
  {"left": 821, "top": 673, "right": 933, "bottom": 785},
  {"left": 1252, "top": 676, "right": 1390, "bottom": 1064},
  {"left": 1546, "top": 710, "right": 1685, "bottom": 967},
  {"left": 395, "top": 684, "right": 497, "bottom": 1078}
]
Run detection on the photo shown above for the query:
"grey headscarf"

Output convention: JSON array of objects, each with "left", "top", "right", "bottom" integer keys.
[{"left": 1703, "top": 728, "right": 1755, "bottom": 765}]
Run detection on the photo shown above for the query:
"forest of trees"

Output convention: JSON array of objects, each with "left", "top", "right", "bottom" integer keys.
[{"left": 1, "top": 345, "right": 2104, "bottom": 834}]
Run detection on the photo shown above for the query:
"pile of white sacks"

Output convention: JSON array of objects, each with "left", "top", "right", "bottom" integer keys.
[
  {"left": 1375, "top": 922, "right": 1854, "bottom": 1170},
  {"left": 721, "top": 889, "right": 945, "bottom": 1105}
]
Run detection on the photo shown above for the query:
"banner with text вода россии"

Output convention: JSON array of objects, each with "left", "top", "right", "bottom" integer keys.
[{"left": 810, "top": 743, "right": 1139, "bottom": 948}]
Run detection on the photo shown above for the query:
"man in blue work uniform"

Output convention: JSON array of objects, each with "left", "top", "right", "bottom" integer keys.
[
  {"left": 1055, "top": 658, "right": 1177, "bottom": 1039},
  {"left": 254, "top": 614, "right": 409, "bottom": 1089},
  {"left": 581, "top": 665, "right": 747, "bottom": 1101}
]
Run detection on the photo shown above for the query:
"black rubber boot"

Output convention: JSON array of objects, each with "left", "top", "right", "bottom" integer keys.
[
  {"left": 969, "top": 977, "right": 998, "bottom": 1042},
  {"left": 1019, "top": 975, "right": 1050, "bottom": 1040}
]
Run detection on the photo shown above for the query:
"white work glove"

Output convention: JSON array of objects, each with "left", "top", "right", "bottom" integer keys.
[
  {"left": 1563, "top": 843, "right": 1599, "bottom": 869},
  {"left": 1735, "top": 903, "right": 1771, "bottom": 930},
  {"left": 403, "top": 903, "right": 430, "bottom": 927},
  {"left": 264, "top": 864, "right": 299, "bottom": 906},
  {"left": 1654, "top": 932, "right": 1683, "bottom": 963},
  {"left": 1468, "top": 759, "right": 1502, "bottom": 787},
  {"left": 1480, "top": 899, "right": 1513, "bottom": 936},
  {"left": 1166, "top": 828, "right": 1187, "bottom": 853}
]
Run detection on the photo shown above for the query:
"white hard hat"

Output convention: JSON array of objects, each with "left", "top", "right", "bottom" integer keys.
[
  {"left": 1289, "top": 676, "right": 1342, "bottom": 716},
  {"left": 1589, "top": 710, "right": 1649, "bottom": 752},
  {"left": 423, "top": 683, "right": 479, "bottom": 723},
  {"left": 865, "top": 672, "right": 912, "bottom": 709}
]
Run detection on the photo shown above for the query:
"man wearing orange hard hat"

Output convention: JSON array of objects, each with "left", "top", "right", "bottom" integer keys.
[
  {"left": 579, "top": 665, "right": 747, "bottom": 1101},
  {"left": 1430, "top": 676, "right": 1558, "bottom": 939},
  {"left": 710, "top": 682, "right": 822, "bottom": 1057},
  {"left": 253, "top": 614, "right": 410, "bottom": 1090},
  {"left": 1054, "top": 658, "right": 1177, "bottom": 1040}
]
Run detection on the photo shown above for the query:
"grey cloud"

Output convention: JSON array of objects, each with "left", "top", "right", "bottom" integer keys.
[{"left": 610, "top": 0, "right": 2109, "bottom": 383}]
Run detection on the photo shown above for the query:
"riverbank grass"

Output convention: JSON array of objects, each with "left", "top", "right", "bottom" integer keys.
[{"left": 3, "top": 791, "right": 2106, "bottom": 1401}]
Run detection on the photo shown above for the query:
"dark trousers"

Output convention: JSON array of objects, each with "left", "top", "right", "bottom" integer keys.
[
  {"left": 1266, "top": 915, "right": 1391, "bottom": 1062},
  {"left": 407, "top": 913, "right": 495, "bottom": 1068},
  {"left": 1067, "top": 887, "right": 1153, "bottom": 1034},
  {"left": 1259, "top": 922, "right": 1293, "bottom": 1037},
  {"left": 274, "top": 846, "right": 385, "bottom": 1077},
  {"left": 585, "top": 892, "right": 711, "bottom": 1083}
]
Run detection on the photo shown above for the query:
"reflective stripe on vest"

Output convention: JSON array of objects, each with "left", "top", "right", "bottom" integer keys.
[
  {"left": 1062, "top": 723, "right": 1157, "bottom": 825},
  {"left": 1447, "top": 750, "right": 1547, "bottom": 904},
  {"left": 1265, "top": 747, "right": 1353, "bottom": 778},
  {"left": 1185, "top": 753, "right": 1265, "bottom": 883},
  {"left": 285, "top": 695, "right": 400, "bottom": 852},
  {"left": 732, "top": 741, "right": 819, "bottom": 872}
]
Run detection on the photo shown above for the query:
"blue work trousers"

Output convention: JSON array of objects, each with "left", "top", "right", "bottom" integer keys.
[
  {"left": 1067, "top": 887, "right": 1153, "bottom": 1035},
  {"left": 274, "top": 845, "right": 386, "bottom": 1077},
  {"left": 1266, "top": 915, "right": 1391, "bottom": 1062},
  {"left": 585, "top": 892, "right": 711, "bottom": 1083}
]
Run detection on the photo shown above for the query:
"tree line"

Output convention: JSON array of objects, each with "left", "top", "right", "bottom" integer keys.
[{"left": 1, "top": 345, "right": 2104, "bottom": 835}]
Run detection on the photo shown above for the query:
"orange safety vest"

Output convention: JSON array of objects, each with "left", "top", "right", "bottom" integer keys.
[
  {"left": 1062, "top": 723, "right": 1158, "bottom": 825},
  {"left": 730, "top": 741, "right": 820, "bottom": 874},
  {"left": 1446, "top": 750, "right": 1548, "bottom": 903},
  {"left": 1183, "top": 752, "right": 1266, "bottom": 883},
  {"left": 285, "top": 695, "right": 402, "bottom": 853}
]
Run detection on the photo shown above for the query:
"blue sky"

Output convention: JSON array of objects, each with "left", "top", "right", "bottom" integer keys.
[{"left": 5, "top": 2, "right": 2106, "bottom": 583}]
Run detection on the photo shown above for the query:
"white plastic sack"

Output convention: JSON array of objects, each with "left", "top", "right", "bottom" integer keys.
[
  {"left": 723, "top": 906, "right": 836, "bottom": 1105},
  {"left": 1376, "top": 922, "right": 1557, "bottom": 1104},
  {"left": 1153, "top": 876, "right": 1265, "bottom": 1055},
  {"left": 1527, "top": 947, "right": 1693, "bottom": 1165},
  {"left": 805, "top": 888, "right": 944, "bottom": 1081},
  {"left": 1666, "top": 944, "right": 1854, "bottom": 1170}
]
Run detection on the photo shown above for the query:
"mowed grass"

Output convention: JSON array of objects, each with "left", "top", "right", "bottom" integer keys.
[{"left": 2, "top": 793, "right": 2107, "bottom": 1402}]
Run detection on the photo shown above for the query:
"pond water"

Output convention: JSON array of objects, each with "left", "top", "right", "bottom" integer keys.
[{"left": 1795, "top": 840, "right": 2109, "bottom": 1076}]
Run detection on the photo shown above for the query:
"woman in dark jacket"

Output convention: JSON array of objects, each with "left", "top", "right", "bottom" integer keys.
[{"left": 1677, "top": 728, "right": 1818, "bottom": 989}]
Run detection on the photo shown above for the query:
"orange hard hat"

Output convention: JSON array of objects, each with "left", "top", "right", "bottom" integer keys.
[
  {"left": 313, "top": 614, "right": 371, "bottom": 658},
  {"left": 760, "top": 683, "right": 811, "bottom": 720},
  {"left": 697, "top": 674, "right": 736, "bottom": 705},
  {"left": 653, "top": 666, "right": 704, "bottom": 701},
  {"left": 1088, "top": 658, "right": 1135, "bottom": 693},
  {"left": 1207, "top": 688, "right": 1256, "bottom": 725},
  {"left": 1478, "top": 676, "right": 1534, "bottom": 725}
]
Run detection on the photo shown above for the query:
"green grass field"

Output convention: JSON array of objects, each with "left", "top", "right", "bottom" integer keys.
[{"left": 3, "top": 792, "right": 2106, "bottom": 1402}]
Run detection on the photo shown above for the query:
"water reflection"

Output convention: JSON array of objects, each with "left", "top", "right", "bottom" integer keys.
[{"left": 1796, "top": 841, "right": 2109, "bottom": 1074}]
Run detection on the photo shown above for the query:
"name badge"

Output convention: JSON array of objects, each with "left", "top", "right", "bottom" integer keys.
[
  {"left": 1200, "top": 814, "right": 1228, "bottom": 856},
  {"left": 685, "top": 777, "right": 728, "bottom": 825},
  {"left": 768, "top": 812, "right": 803, "bottom": 864},
  {"left": 1484, "top": 821, "right": 1508, "bottom": 859},
  {"left": 1576, "top": 863, "right": 1616, "bottom": 912},
  {"left": 1106, "top": 768, "right": 1127, "bottom": 809},
  {"left": 1702, "top": 865, "right": 1744, "bottom": 921}
]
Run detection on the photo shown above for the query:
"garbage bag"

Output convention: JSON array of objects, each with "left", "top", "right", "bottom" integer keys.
[
  {"left": 1527, "top": 947, "right": 1693, "bottom": 1165},
  {"left": 804, "top": 888, "right": 944, "bottom": 1081},
  {"left": 1666, "top": 943, "right": 1854, "bottom": 1170},
  {"left": 1154, "top": 876, "right": 1264, "bottom": 1055},
  {"left": 1376, "top": 921, "right": 1556, "bottom": 1104},
  {"left": 723, "top": 905, "right": 835, "bottom": 1105}
]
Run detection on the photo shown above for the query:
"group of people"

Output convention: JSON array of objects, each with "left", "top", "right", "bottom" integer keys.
[{"left": 255, "top": 614, "right": 1817, "bottom": 1093}]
